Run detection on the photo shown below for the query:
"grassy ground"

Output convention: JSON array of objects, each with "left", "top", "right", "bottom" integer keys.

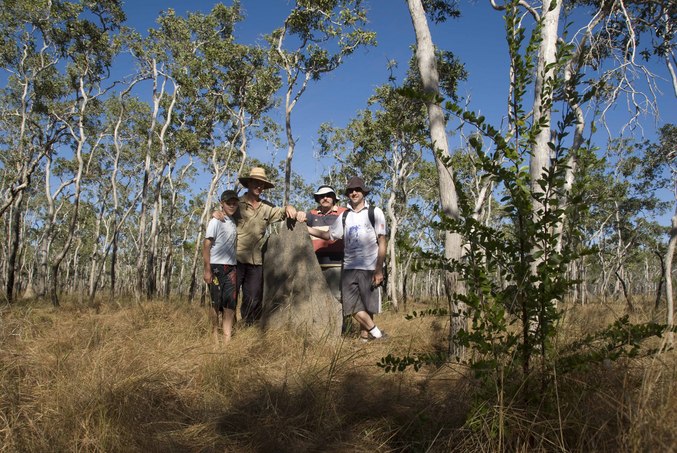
[{"left": 0, "top": 297, "right": 674, "bottom": 452}]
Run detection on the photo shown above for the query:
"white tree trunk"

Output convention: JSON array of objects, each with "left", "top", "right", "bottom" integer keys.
[
  {"left": 50, "top": 76, "right": 90, "bottom": 306},
  {"left": 386, "top": 181, "right": 399, "bottom": 310},
  {"left": 529, "top": 0, "right": 561, "bottom": 198},
  {"left": 136, "top": 59, "right": 161, "bottom": 299},
  {"left": 529, "top": 0, "right": 562, "bottom": 285},
  {"left": 665, "top": 214, "right": 676, "bottom": 332},
  {"left": 407, "top": 0, "right": 466, "bottom": 357},
  {"left": 87, "top": 204, "right": 105, "bottom": 299}
]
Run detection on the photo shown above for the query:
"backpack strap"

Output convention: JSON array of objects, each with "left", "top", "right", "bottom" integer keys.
[{"left": 341, "top": 209, "right": 349, "bottom": 230}]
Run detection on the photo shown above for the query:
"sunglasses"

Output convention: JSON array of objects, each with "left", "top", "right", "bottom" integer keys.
[{"left": 346, "top": 188, "right": 362, "bottom": 194}]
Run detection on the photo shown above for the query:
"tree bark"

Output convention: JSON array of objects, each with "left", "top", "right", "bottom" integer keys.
[
  {"left": 136, "top": 59, "right": 161, "bottom": 300},
  {"left": 386, "top": 190, "right": 399, "bottom": 310},
  {"left": 110, "top": 231, "right": 118, "bottom": 301},
  {"left": 88, "top": 203, "right": 106, "bottom": 302},
  {"left": 655, "top": 250, "right": 666, "bottom": 309},
  {"left": 5, "top": 194, "right": 24, "bottom": 303},
  {"left": 529, "top": 0, "right": 562, "bottom": 272},
  {"left": 615, "top": 269, "right": 635, "bottom": 312},
  {"left": 665, "top": 214, "right": 676, "bottom": 329},
  {"left": 407, "top": 0, "right": 466, "bottom": 357}
]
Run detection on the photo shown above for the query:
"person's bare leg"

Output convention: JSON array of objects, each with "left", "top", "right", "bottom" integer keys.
[
  {"left": 222, "top": 308, "right": 236, "bottom": 343},
  {"left": 209, "top": 307, "right": 220, "bottom": 345},
  {"left": 353, "top": 311, "right": 375, "bottom": 339}
]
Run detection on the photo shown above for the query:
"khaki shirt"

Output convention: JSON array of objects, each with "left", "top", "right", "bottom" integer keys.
[{"left": 235, "top": 196, "right": 286, "bottom": 265}]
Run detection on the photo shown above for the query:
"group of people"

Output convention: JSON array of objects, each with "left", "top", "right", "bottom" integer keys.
[{"left": 202, "top": 167, "right": 388, "bottom": 345}]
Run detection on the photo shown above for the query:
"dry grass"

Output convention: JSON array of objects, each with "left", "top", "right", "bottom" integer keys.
[{"left": 0, "top": 298, "right": 675, "bottom": 452}]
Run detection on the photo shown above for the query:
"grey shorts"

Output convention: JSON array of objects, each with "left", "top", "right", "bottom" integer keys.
[{"left": 341, "top": 269, "right": 381, "bottom": 316}]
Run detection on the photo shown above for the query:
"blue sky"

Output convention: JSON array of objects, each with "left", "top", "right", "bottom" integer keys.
[
  {"left": 121, "top": 0, "right": 675, "bottom": 200},
  {"left": 121, "top": 1, "right": 510, "bottom": 181}
]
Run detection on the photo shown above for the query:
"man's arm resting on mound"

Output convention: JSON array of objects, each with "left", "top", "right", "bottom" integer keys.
[{"left": 307, "top": 226, "right": 330, "bottom": 241}]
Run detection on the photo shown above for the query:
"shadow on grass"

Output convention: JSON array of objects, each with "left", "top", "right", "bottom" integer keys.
[{"left": 210, "top": 369, "right": 469, "bottom": 453}]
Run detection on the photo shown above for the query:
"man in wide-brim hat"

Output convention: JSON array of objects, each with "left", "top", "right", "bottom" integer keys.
[{"left": 233, "top": 167, "right": 297, "bottom": 325}]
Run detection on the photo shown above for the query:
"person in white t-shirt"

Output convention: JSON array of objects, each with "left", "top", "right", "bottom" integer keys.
[
  {"left": 307, "top": 176, "right": 388, "bottom": 342},
  {"left": 203, "top": 189, "right": 239, "bottom": 344}
]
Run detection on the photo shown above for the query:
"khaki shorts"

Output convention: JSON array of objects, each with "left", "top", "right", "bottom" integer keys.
[{"left": 341, "top": 269, "right": 381, "bottom": 316}]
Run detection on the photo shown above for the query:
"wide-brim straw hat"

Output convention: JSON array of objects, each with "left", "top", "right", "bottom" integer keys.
[{"left": 238, "top": 167, "right": 275, "bottom": 189}]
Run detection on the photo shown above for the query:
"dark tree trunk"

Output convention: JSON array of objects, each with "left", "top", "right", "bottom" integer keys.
[
  {"left": 164, "top": 250, "right": 173, "bottom": 302},
  {"left": 5, "top": 194, "right": 24, "bottom": 303},
  {"left": 615, "top": 270, "right": 634, "bottom": 313},
  {"left": 655, "top": 250, "right": 665, "bottom": 309},
  {"left": 110, "top": 230, "right": 118, "bottom": 302},
  {"left": 146, "top": 251, "right": 156, "bottom": 298},
  {"left": 50, "top": 263, "right": 60, "bottom": 307},
  {"left": 188, "top": 267, "right": 198, "bottom": 304}
]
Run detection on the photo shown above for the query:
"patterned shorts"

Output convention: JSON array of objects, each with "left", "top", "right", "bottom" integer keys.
[{"left": 209, "top": 264, "right": 238, "bottom": 311}]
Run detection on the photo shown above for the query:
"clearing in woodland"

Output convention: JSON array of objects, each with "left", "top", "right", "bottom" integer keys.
[{"left": 0, "top": 298, "right": 675, "bottom": 452}]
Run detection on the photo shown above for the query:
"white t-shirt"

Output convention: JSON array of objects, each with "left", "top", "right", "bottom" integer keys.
[
  {"left": 205, "top": 216, "right": 237, "bottom": 265},
  {"left": 329, "top": 202, "right": 386, "bottom": 270}
]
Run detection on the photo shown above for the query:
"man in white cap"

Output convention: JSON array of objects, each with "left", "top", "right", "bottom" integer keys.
[
  {"left": 297, "top": 185, "right": 347, "bottom": 309},
  {"left": 306, "top": 176, "right": 388, "bottom": 342},
  {"left": 217, "top": 167, "right": 298, "bottom": 325}
]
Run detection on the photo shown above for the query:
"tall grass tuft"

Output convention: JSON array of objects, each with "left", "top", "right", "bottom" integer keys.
[{"left": 1, "top": 298, "right": 675, "bottom": 452}]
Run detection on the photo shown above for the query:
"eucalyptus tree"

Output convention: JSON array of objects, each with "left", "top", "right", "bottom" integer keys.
[
  {"left": 0, "top": 0, "right": 70, "bottom": 301},
  {"left": 0, "top": 0, "right": 124, "bottom": 304},
  {"left": 406, "top": 0, "right": 479, "bottom": 356},
  {"left": 268, "top": 0, "right": 375, "bottom": 205},
  {"left": 128, "top": 34, "right": 176, "bottom": 299},
  {"left": 146, "top": 8, "right": 229, "bottom": 302},
  {"left": 569, "top": 138, "right": 668, "bottom": 309},
  {"left": 485, "top": 0, "right": 676, "bottom": 257},
  {"left": 84, "top": 94, "right": 148, "bottom": 302},
  {"left": 0, "top": 0, "right": 68, "bottom": 221},
  {"left": 638, "top": 124, "right": 676, "bottom": 329},
  {"left": 127, "top": 6, "right": 221, "bottom": 299},
  {"left": 159, "top": 167, "right": 197, "bottom": 301},
  {"left": 406, "top": 0, "right": 674, "bottom": 347},
  {"left": 46, "top": 0, "right": 124, "bottom": 306},
  {"left": 511, "top": 0, "right": 675, "bottom": 308}
]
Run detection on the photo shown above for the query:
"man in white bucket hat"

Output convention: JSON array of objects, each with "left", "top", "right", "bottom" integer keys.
[{"left": 297, "top": 185, "right": 346, "bottom": 303}]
